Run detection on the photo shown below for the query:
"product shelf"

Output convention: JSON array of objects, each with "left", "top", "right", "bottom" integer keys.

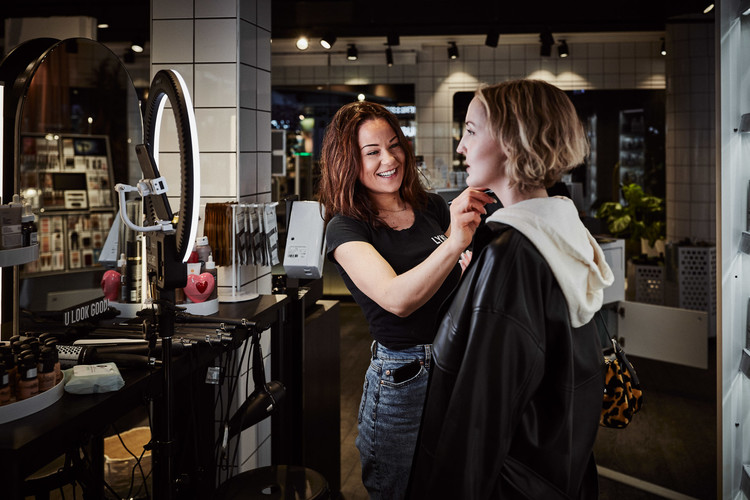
[
  {"left": 0, "top": 244, "right": 39, "bottom": 267},
  {"left": 0, "top": 377, "right": 65, "bottom": 424}
]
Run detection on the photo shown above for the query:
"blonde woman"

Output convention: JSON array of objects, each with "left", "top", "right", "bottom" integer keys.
[{"left": 409, "top": 80, "right": 614, "bottom": 499}]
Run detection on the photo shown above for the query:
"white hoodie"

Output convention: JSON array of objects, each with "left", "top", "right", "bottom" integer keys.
[{"left": 485, "top": 196, "right": 614, "bottom": 328}]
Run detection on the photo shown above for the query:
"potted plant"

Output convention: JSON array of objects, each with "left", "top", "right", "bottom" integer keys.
[
  {"left": 596, "top": 183, "right": 666, "bottom": 304},
  {"left": 596, "top": 183, "right": 666, "bottom": 262}
]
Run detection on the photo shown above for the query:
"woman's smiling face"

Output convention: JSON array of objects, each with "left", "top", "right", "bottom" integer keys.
[{"left": 357, "top": 118, "right": 405, "bottom": 195}]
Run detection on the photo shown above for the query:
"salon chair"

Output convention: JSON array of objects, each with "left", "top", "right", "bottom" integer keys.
[{"left": 214, "top": 331, "right": 330, "bottom": 500}]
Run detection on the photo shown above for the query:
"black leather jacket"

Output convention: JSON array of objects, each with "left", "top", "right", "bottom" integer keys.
[{"left": 409, "top": 222, "right": 603, "bottom": 499}]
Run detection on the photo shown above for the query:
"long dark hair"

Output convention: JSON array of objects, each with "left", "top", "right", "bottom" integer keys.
[{"left": 318, "top": 101, "right": 427, "bottom": 226}]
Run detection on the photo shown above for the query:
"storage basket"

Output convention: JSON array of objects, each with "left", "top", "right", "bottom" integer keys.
[
  {"left": 678, "top": 246, "right": 716, "bottom": 336},
  {"left": 103, "top": 426, "right": 152, "bottom": 499},
  {"left": 633, "top": 263, "right": 665, "bottom": 305}
]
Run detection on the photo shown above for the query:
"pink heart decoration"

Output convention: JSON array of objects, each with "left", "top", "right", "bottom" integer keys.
[
  {"left": 101, "top": 270, "right": 121, "bottom": 301},
  {"left": 184, "top": 272, "right": 215, "bottom": 303}
]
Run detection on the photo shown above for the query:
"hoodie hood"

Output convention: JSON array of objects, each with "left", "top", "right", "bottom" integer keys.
[{"left": 486, "top": 196, "right": 614, "bottom": 327}]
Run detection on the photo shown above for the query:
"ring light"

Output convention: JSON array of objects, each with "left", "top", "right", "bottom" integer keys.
[
  {"left": 142, "top": 69, "right": 201, "bottom": 263},
  {"left": 114, "top": 69, "right": 201, "bottom": 291}
]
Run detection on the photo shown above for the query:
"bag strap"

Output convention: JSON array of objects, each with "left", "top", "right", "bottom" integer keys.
[
  {"left": 594, "top": 310, "right": 616, "bottom": 352},
  {"left": 597, "top": 310, "right": 642, "bottom": 390}
]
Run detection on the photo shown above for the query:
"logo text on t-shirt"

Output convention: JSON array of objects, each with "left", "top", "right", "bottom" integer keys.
[{"left": 431, "top": 234, "right": 447, "bottom": 245}]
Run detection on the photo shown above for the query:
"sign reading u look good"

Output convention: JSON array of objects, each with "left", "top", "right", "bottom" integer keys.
[{"left": 63, "top": 297, "right": 110, "bottom": 326}]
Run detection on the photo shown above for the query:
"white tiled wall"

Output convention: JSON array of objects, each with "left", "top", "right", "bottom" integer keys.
[
  {"left": 151, "top": 0, "right": 273, "bottom": 480},
  {"left": 665, "top": 22, "right": 716, "bottom": 244},
  {"left": 273, "top": 33, "right": 715, "bottom": 246},
  {"left": 273, "top": 39, "right": 667, "bottom": 186},
  {"left": 152, "top": 0, "right": 272, "bottom": 297}
]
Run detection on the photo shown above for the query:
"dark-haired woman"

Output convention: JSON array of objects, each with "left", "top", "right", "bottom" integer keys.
[{"left": 318, "top": 101, "right": 492, "bottom": 499}]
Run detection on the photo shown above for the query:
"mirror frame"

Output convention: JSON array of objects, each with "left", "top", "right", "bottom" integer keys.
[{"left": 0, "top": 37, "right": 142, "bottom": 338}]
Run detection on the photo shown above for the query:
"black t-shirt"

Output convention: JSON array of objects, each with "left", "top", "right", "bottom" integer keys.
[{"left": 326, "top": 193, "right": 461, "bottom": 349}]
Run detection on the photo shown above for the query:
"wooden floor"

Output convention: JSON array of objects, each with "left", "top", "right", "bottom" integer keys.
[{"left": 338, "top": 301, "right": 371, "bottom": 500}]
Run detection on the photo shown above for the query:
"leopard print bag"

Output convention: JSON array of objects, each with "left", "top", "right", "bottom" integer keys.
[{"left": 600, "top": 337, "right": 643, "bottom": 428}]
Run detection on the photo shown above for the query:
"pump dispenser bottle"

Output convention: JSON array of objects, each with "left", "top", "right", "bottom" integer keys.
[
  {"left": 205, "top": 253, "right": 218, "bottom": 301},
  {"left": 118, "top": 253, "right": 129, "bottom": 302},
  {"left": 21, "top": 201, "right": 37, "bottom": 247},
  {"left": 195, "top": 236, "right": 212, "bottom": 271}
]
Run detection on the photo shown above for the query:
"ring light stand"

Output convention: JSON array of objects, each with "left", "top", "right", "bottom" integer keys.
[{"left": 114, "top": 69, "right": 200, "bottom": 500}]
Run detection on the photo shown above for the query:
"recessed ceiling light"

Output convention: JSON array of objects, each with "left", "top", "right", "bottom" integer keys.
[{"left": 296, "top": 36, "right": 309, "bottom": 50}]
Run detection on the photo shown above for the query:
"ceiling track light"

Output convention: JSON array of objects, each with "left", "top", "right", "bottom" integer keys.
[
  {"left": 347, "top": 44, "right": 358, "bottom": 61},
  {"left": 295, "top": 36, "right": 309, "bottom": 50},
  {"left": 386, "top": 46, "right": 394, "bottom": 67},
  {"left": 320, "top": 35, "right": 336, "bottom": 50},
  {"left": 660, "top": 38, "right": 666, "bottom": 56},
  {"left": 448, "top": 41, "right": 459, "bottom": 60},
  {"left": 485, "top": 29, "right": 499, "bottom": 48},
  {"left": 558, "top": 40, "right": 569, "bottom": 58},
  {"left": 131, "top": 40, "right": 145, "bottom": 53},
  {"left": 539, "top": 31, "right": 554, "bottom": 57}
]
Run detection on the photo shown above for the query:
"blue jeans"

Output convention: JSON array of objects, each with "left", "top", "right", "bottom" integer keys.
[{"left": 356, "top": 341, "right": 431, "bottom": 500}]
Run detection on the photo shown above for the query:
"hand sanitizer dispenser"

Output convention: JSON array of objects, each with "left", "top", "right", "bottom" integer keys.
[{"left": 283, "top": 201, "right": 326, "bottom": 279}]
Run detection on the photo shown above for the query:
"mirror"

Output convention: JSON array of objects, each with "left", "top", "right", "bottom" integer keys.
[
  {"left": 0, "top": 38, "right": 142, "bottom": 331},
  {"left": 271, "top": 83, "right": 415, "bottom": 297},
  {"left": 271, "top": 84, "right": 415, "bottom": 202},
  {"left": 452, "top": 89, "right": 666, "bottom": 215}
]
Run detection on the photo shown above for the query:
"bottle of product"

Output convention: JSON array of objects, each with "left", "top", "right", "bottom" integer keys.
[
  {"left": 37, "top": 346, "right": 56, "bottom": 392},
  {"left": 44, "top": 339, "right": 62, "bottom": 384},
  {"left": 205, "top": 253, "right": 218, "bottom": 301},
  {"left": 2, "top": 194, "right": 24, "bottom": 250},
  {"left": 8, "top": 335, "right": 21, "bottom": 351},
  {"left": 187, "top": 250, "right": 199, "bottom": 264},
  {"left": 27, "top": 337, "right": 41, "bottom": 358},
  {"left": 126, "top": 241, "right": 142, "bottom": 303},
  {"left": 118, "top": 253, "right": 129, "bottom": 303},
  {"left": 37, "top": 332, "right": 55, "bottom": 344},
  {"left": 0, "top": 361, "right": 10, "bottom": 406},
  {"left": 0, "top": 345, "right": 16, "bottom": 399},
  {"left": 16, "top": 352, "right": 39, "bottom": 400},
  {"left": 195, "top": 236, "right": 212, "bottom": 271},
  {"left": 21, "top": 201, "right": 37, "bottom": 247}
]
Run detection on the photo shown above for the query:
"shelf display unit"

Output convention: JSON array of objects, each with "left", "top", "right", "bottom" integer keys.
[
  {"left": 618, "top": 108, "right": 646, "bottom": 197},
  {"left": 18, "top": 134, "right": 115, "bottom": 276}
]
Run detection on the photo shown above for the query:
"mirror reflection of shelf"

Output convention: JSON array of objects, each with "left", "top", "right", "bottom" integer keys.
[
  {"left": 0, "top": 244, "right": 39, "bottom": 267},
  {"left": 19, "top": 133, "right": 115, "bottom": 276},
  {"left": 618, "top": 109, "right": 646, "bottom": 200}
]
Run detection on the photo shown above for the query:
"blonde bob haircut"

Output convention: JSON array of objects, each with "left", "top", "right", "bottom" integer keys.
[{"left": 474, "top": 79, "right": 588, "bottom": 193}]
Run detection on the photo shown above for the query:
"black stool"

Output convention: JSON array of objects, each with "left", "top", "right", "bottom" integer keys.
[{"left": 214, "top": 465, "right": 329, "bottom": 500}]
